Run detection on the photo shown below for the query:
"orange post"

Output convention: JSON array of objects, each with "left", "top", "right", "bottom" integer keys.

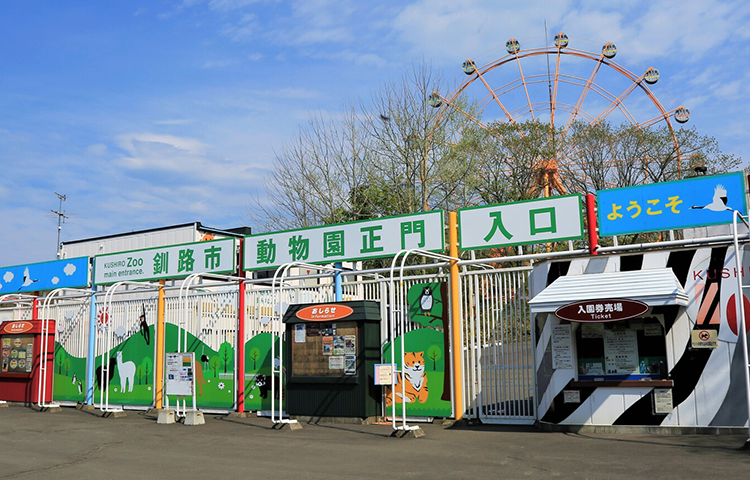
[
  {"left": 448, "top": 212, "right": 463, "bottom": 420},
  {"left": 155, "top": 280, "right": 166, "bottom": 409}
]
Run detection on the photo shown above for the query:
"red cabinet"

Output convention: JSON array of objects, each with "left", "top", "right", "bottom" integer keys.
[{"left": 0, "top": 320, "right": 55, "bottom": 404}]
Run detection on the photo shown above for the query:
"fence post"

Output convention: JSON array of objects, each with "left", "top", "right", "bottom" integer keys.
[
  {"left": 85, "top": 285, "right": 97, "bottom": 405},
  {"left": 155, "top": 280, "right": 166, "bottom": 409},
  {"left": 586, "top": 193, "right": 599, "bottom": 255},
  {"left": 448, "top": 212, "right": 463, "bottom": 420}
]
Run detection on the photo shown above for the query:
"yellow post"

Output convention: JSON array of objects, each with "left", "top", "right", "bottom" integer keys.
[
  {"left": 155, "top": 280, "right": 166, "bottom": 409},
  {"left": 448, "top": 212, "right": 463, "bottom": 420}
]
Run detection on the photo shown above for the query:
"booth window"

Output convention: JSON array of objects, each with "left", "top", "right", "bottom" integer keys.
[{"left": 576, "top": 316, "right": 667, "bottom": 381}]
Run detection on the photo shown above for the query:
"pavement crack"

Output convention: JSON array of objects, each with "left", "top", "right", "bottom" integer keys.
[{"left": 0, "top": 441, "right": 122, "bottom": 479}]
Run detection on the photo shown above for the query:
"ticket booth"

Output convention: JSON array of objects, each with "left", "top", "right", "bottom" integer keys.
[
  {"left": 0, "top": 320, "right": 56, "bottom": 404},
  {"left": 283, "top": 301, "right": 381, "bottom": 419}
]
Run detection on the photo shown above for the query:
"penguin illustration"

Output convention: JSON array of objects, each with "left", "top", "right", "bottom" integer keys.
[
  {"left": 72, "top": 373, "right": 77, "bottom": 384},
  {"left": 691, "top": 184, "right": 732, "bottom": 212},
  {"left": 77, "top": 380, "right": 83, "bottom": 395},
  {"left": 419, "top": 287, "right": 434, "bottom": 315},
  {"left": 139, "top": 304, "right": 150, "bottom": 345}
]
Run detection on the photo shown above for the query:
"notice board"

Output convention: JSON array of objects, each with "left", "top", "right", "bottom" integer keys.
[{"left": 290, "top": 321, "right": 358, "bottom": 377}]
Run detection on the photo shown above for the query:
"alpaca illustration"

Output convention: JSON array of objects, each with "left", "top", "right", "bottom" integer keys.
[{"left": 116, "top": 351, "right": 136, "bottom": 393}]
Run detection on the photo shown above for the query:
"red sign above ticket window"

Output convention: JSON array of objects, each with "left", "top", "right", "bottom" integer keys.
[{"left": 555, "top": 299, "right": 649, "bottom": 323}]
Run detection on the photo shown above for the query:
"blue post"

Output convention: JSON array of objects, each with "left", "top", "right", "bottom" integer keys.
[
  {"left": 85, "top": 266, "right": 97, "bottom": 405},
  {"left": 334, "top": 262, "right": 342, "bottom": 302}
]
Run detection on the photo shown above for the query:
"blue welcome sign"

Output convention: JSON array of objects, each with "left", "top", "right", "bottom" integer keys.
[
  {"left": 0, "top": 257, "right": 90, "bottom": 294},
  {"left": 597, "top": 172, "right": 748, "bottom": 236}
]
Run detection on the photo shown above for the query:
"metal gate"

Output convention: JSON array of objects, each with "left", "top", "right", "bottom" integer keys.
[{"left": 461, "top": 266, "right": 535, "bottom": 424}]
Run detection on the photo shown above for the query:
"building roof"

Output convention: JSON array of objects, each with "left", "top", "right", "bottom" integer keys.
[
  {"left": 528, "top": 268, "right": 689, "bottom": 314},
  {"left": 61, "top": 222, "right": 250, "bottom": 246}
]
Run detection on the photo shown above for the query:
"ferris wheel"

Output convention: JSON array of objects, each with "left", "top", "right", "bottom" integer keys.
[{"left": 428, "top": 33, "right": 691, "bottom": 199}]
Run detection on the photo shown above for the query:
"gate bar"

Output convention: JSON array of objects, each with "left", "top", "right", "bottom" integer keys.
[
  {"left": 100, "top": 281, "right": 160, "bottom": 413},
  {"left": 269, "top": 262, "right": 342, "bottom": 425},
  {"left": 389, "top": 249, "right": 459, "bottom": 432},
  {"left": 38, "top": 288, "right": 94, "bottom": 409},
  {"left": 174, "top": 272, "right": 244, "bottom": 416},
  {"left": 731, "top": 210, "right": 750, "bottom": 447}
]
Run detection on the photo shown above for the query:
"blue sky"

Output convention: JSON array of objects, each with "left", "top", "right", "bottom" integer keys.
[{"left": 1, "top": 0, "right": 749, "bottom": 267}]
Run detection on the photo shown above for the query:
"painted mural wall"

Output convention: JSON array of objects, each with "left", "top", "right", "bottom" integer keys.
[{"left": 532, "top": 245, "right": 750, "bottom": 427}]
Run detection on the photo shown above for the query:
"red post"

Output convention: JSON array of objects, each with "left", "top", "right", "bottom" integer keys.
[
  {"left": 586, "top": 193, "right": 599, "bottom": 255},
  {"left": 32, "top": 295, "right": 39, "bottom": 319},
  {"left": 237, "top": 239, "right": 246, "bottom": 413}
]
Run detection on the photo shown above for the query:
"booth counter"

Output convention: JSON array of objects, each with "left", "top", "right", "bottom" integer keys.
[{"left": 529, "top": 246, "right": 750, "bottom": 428}]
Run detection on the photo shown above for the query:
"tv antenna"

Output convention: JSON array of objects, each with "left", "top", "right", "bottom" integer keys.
[{"left": 51, "top": 192, "right": 69, "bottom": 259}]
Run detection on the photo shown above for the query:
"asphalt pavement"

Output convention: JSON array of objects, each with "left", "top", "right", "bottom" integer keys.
[{"left": 0, "top": 406, "right": 748, "bottom": 480}]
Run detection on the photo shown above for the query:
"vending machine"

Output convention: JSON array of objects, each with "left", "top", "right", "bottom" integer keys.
[{"left": 0, "top": 320, "right": 55, "bottom": 404}]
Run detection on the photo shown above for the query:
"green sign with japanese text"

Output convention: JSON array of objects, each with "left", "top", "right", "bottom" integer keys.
[
  {"left": 243, "top": 211, "right": 444, "bottom": 271},
  {"left": 458, "top": 195, "right": 584, "bottom": 250},
  {"left": 93, "top": 238, "right": 236, "bottom": 285}
]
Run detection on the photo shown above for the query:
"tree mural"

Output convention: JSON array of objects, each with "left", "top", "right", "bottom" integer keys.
[
  {"left": 56, "top": 349, "right": 67, "bottom": 375},
  {"left": 249, "top": 347, "right": 261, "bottom": 370},
  {"left": 210, "top": 356, "right": 221, "bottom": 377},
  {"left": 64, "top": 358, "right": 71, "bottom": 376},
  {"left": 141, "top": 357, "right": 153, "bottom": 385},
  {"left": 218, "top": 342, "right": 233, "bottom": 374},
  {"left": 136, "top": 365, "right": 145, "bottom": 385},
  {"left": 427, "top": 345, "right": 442, "bottom": 370}
]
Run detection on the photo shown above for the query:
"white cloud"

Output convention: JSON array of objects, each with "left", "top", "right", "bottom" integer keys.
[
  {"left": 63, "top": 263, "right": 76, "bottom": 276},
  {"left": 220, "top": 14, "right": 258, "bottom": 41},
  {"left": 3, "top": 272, "right": 14, "bottom": 283},
  {"left": 87, "top": 143, "right": 108, "bottom": 156},
  {"left": 51, "top": 277, "right": 60, "bottom": 285},
  {"left": 116, "top": 133, "right": 207, "bottom": 156},
  {"left": 248, "top": 53, "right": 263, "bottom": 61}
]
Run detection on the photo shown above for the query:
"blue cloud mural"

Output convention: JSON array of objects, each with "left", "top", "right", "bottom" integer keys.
[{"left": 0, "top": 257, "right": 89, "bottom": 293}]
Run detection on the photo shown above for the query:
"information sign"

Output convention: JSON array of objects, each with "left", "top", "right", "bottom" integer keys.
[
  {"left": 243, "top": 211, "right": 444, "bottom": 271},
  {"left": 165, "top": 352, "right": 194, "bottom": 397},
  {"left": 94, "top": 238, "right": 236, "bottom": 285},
  {"left": 604, "top": 329, "right": 638, "bottom": 374},
  {"left": 653, "top": 388, "right": 674, "bottom": 414},
  {"left": 458, "top": 195, "right": 584, "bottom": 250},
  {"left": 691, "top": 329, "right": 718, "bottom": 349},
  {"left": 563, "top": 390, "right": 581, "bottom": 404},
  {"left": 597, "top": 172, "right": 747, "bottom": 237},
  {"left": 551, "top": 324, "right": 574, "bottom": 370},
  {"left": 374, "top": 364, "right": 394, "bottom": 385}
]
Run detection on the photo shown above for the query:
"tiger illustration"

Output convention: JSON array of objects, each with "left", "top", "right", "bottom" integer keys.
[{"left": 385, "top": 351, "right": 429, "bottom": 405}]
